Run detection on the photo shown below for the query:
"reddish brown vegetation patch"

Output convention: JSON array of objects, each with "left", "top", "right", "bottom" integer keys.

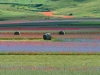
[
  {"left": 62, "top": 16, "right": 73, "bottom": 18},
  {"left": 39, "top": 12, "right": 74, "bottom": 18},
  {"left": 0, "top": 33, "right": 99, "bottom": 39},
  {"left": 39, "top": 12, "right": 53, "bottom": 16}
]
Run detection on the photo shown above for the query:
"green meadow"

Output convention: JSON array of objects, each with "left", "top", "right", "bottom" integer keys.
[
  {"left": 0, "top": 55, "right": 100, "bottom": 75},
  {"left": 0, "top": 0, "right": 100, "bottom": 21}
]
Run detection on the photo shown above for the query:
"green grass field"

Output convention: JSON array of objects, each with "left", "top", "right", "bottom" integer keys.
[
  {"left": 0, "top": 55, "right": 100, "bottom": 75},
  {"left": 0, "top": 3, "right": 50, "bottom": 20},
  {"left": 0, "top": 0, "right": 48, "bottom": 4},
  {"left": 0, "top": 0, "right": 100, "bottom": 20}
]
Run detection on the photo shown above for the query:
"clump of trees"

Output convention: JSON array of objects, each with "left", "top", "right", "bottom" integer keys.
[
  {"left": 9, "top": 3, "right": 51, "bottom": 12},
  {"left": 0, "top": 18, "right": 6, "bottom": 21},
  {"left": 74, "top": 0, "right": 87, "bottom": 2}
]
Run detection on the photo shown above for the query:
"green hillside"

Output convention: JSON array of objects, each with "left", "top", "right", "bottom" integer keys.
[
  {"left": 0, "top": 0, "right": 48, "bottom": 4},
  {"left": 0, "top": 0, "right": 100, "bottom": 21},
  {"left": 53, "top": 0, "right": 100, "bottom": 17}
]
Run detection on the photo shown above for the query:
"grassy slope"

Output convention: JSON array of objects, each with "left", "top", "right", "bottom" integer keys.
[
  {"left": 52, "top": 0, "right": 100, "bottom": 17},
  {"left": 0, "top": 0, "right": 100, "bottom": 20},
  {"left": 0, "top": 4, "right": 46, "bottom": 20},
  {"left": 0, "top": 0, "right": 47, "bottom": 4}
]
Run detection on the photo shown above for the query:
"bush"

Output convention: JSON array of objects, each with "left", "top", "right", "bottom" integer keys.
[
  {"left": 10, "top": 3, "right": 16, "bottom": 7},
  {"left": 69, "top": 13, "right": 73, "bottom": 16},
  {"left": 34, "top": 4, "right": 43, "bottom": 7},
  {"left": 0, "top": 18, "right": 6, "bottom": 21}
]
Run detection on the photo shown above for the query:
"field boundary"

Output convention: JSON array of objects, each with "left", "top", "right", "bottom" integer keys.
[{"left": 0, "top": 52, "right": 100, "bottom": 55}]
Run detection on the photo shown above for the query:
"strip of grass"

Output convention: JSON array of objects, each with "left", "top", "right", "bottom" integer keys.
[
  {"left": 0, "top": 30, "right": 99, "bottom": 34},
  {"left": 0, "top": 68, "right": 100, "bottom": 75},
  {"left": 0, "top": 38, "right": 43, "bottom": 40},
  {"left": 0, "top": 55, "right": 100, "bottom": 67},
  {"left": 80, "top": 21, "right": 100, "bottom": 24},
  {"left": 0, "top": 52, "right": 100, "bottom": 55}
]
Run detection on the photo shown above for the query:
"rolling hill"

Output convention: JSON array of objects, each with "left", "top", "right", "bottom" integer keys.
[{"left": 0, "top": 0, "right": 100, "bottom": 21}]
